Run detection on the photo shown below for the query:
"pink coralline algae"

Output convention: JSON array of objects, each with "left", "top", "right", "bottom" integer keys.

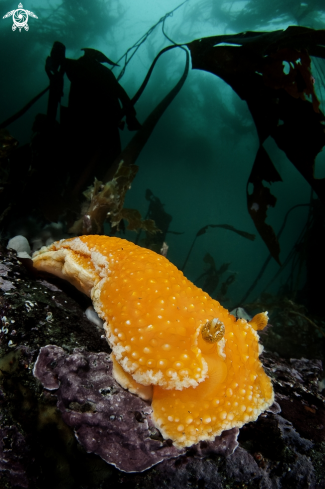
[{"left": 33, "top": 345, "right": 239, "bottom": 473}]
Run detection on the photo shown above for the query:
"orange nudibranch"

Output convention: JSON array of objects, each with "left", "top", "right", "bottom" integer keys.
[{"left": 32, "top": 235, "right": 274, "bottom": 448}]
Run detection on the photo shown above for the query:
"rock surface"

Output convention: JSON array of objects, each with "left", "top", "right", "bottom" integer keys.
[{"left": 0, "top": 245, "right": 324, "bottom": 488}]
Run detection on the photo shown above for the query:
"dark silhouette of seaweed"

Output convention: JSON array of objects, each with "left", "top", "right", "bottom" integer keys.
[
  {"left": 194, "top": 253, "right": 231, "bottom": 298},
  {"left": 227, "top": 0, "right": 325, "bottom": 31},
  {"left": 235, "top": 202, "right": 311, "bottom": 308},
  {"left": 186, "top": 26, "right": 325, "bottom": 262},
  {"left": 181, "top": 224, "right": 255, "bottom": 272},
  {"left": 1, "top": 11, "right": 324, "bottom": 268}
]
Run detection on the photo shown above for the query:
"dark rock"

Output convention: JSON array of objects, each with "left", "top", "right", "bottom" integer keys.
[
  {"left": 0, "top": 245, "right": 325, "bottom": 488},
  {"left": 263, "top": 353, "right": 325, "bottom": 444},
  {"left": 0, "top": 421, "right": 29, "bottom": 489}
]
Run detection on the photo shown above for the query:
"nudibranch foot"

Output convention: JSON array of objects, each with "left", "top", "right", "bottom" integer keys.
[
  {"left": 111, "top": 353, "right": 153, "bottom": 401},
  {"left": 32, "top": 245, "right": 101, "bottom": 296}
]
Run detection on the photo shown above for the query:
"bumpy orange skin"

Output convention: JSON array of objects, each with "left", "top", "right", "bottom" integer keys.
[
  {"left": 32, "top": 235, "right": 274, "bottom": 448},
  {"left": 152, "top": 318, "right": 273, "bottom": 446},
  {"left": 96, "top": 236, "right": 213, "bottom": 389}
]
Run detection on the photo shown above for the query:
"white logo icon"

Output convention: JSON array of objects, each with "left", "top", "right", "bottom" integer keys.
[{"left": 2, "top": 2, "right": 38, "bottom": 32}]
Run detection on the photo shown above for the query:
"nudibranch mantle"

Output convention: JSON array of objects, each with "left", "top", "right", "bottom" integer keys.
[{"left": 32, "top": 235, "right": 274, "bottom": 448}]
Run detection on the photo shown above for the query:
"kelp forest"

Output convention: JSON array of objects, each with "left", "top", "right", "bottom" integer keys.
[
  {"left": 1, "top": 1, "right": 325, "bottom": 358},
  {"left": 0, "top": 1, "right": 325, "bottom": 487}
]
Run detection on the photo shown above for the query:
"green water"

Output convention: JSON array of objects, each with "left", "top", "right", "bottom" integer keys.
[{"left": 1, "top": 0, "right": 325, "bottom": 358}]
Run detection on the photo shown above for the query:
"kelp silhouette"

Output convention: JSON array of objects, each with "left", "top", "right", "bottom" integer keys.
[
  {"left": 1, "top": 26, "right": 324, "bottom": 259},
  {"left": 185, "top": 26, "right": 325, "bottom": 263},
  {"left": 105, "top": 26, "right": 325, "bottom": 263}
]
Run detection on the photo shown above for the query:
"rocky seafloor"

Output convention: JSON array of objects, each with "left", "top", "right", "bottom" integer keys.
[{"left": 0, "top": 245, "right": 324, "bottom": 489}]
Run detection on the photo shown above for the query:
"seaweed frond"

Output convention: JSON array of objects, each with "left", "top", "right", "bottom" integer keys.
[{"left": 69, "top": 161, "right": 160, "bottom": 236}]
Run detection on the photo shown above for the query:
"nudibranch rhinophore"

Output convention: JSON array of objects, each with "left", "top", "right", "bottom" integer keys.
[{"left": 32, "top": 235, "right": 274, "bottom": 448}]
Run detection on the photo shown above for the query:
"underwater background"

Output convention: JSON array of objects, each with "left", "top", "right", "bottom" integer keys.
[
  {"left": 1, "top": 2, "right": 325, "bottom": 488},
  {"left": 1, "top": 0, "right": 325, "bottom": 360}
]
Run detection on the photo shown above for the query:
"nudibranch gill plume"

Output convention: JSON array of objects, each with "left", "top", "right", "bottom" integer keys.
[{"left": 32, "top": 235, "right": 274, "bottom": 448}]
